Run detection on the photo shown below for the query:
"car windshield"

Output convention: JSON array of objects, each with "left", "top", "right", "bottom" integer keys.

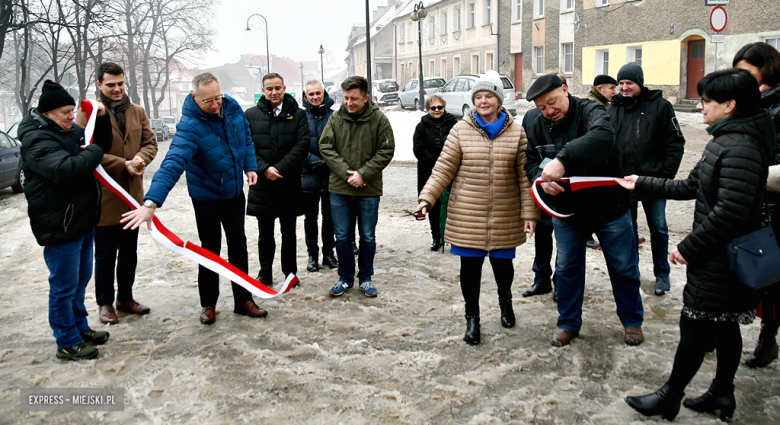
[
  {"left": 378, "top": 82, "right": 397, "bottom": 92},
  {"left": 423, "top": 79, "right": 445, "bottom": 89},
  {"left": 151, "top": 119, "right": 162, "bottom": 128},
  {"left": 161, "top": 117, "right": 175, "bottom": 124}
]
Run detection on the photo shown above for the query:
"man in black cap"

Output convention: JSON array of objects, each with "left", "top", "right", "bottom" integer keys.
[
  {"left": 18, "top": 80, "right": 114, "bottom": 360},
  {"left": 524, "top": 74, "right": 644, "bottom": 348},
  {"left": 587, "top": 75, "right": 618, "bottom": 108},
  {"left": 608, "top": 62, "right": 685, "bottom": 296}
]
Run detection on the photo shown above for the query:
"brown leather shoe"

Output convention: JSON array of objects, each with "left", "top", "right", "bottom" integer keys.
[
  {"left": 624, "top": 326, "right": 644, "bottom": 346},
  {"left": 551, "top": 328, "right": 578, "bottom": 347},
  {"left": 234, "top": 300, "right": 268, "bottom": 318},
  {"left": 200, "top": 306, "right": 216, "bottom": 324},
  {"left": 116, "top": 300, "right": 151, "bottom": 315},
  {"left": 99, "top": 305, "right": 118, "bottom": 324}
]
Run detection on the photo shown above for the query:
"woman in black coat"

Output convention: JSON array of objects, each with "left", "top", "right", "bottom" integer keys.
[
  {"left": 412, "top": 93, "right": 458, "bottom": 250},
  {"left": 619, "top": 69, "right": 775, "bottom": 422},
  {"left": 733, "top": 41, "right": 780, "bottom": 368}
]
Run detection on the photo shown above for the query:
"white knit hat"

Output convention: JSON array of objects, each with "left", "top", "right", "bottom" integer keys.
[{"left": 471, "top": 71, "right": 504, "bottom": 106}]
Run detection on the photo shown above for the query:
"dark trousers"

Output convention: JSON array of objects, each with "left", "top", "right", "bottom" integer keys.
[
  {"left": 666, "top": 315, "right": 743, "bottom": 392},
  {"left": 257, "top": 213, "right": 298, "bottom": 283},
  {"left": 303, "top": 192, "right": 335, "bottom": 258},
  {"left": 94, "top": 224, "right": 139, "bottom": 306},
  {"left": 192, "top": 195, "right": 252, "bottom": 307},
  {"left": 426, "top": 198, "right": 442, "bottom": 240},
  {"left": 459, "top": 256, "right": 514, "bottom": 316},
  {"left": 630, "top": 199, "right": 671, "bottom": 278},
  {"left": 532, "top": 214, "right": 556, "bottom": 285}
]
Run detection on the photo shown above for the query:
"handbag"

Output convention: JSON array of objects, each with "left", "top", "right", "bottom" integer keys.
[{"left": 699, "top": 172, "right": 780, "bottom": 290}]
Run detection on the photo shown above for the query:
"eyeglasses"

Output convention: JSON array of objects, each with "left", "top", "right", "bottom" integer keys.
[
  {"left": 199, "top": 94, "right": 224, "bottom": 106},
  {"left": 428, "top": 105, "right": 444, "bottom": 111}
]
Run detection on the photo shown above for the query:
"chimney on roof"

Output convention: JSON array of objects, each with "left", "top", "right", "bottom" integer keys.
[{"left": 377, "top": 5, "right": 387, "bottom": 18}]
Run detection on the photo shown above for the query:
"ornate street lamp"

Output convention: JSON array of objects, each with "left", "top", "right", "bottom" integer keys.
[
  {"left": 245, "top": 14, "right": 271, "bottom": 74},
  {"left": 410, "top": 2, "right": 427, "bottom": 111}
]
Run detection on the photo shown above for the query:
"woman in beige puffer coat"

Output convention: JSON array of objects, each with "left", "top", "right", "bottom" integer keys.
[{"left": 416, "top": 73, "right": 539, "bottom": 345}]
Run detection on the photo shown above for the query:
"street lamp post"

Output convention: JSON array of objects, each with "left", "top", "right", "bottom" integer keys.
[
  {"left": 318, "top": 45, "right": 325, "bottom": 84},
  {"left": 300, "top": 62, "right": 305, "bottom": 98},
  {"left": 245, "top": 14, "right": 271, "bottom": 74},
  {"left": 411, "top": 2, "right": 427, "bottom": 111}
]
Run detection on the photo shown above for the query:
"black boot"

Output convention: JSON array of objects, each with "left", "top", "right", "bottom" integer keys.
[
  {"left": 522, "top": 280, "right": 552, "bottom": 297},
  {"left": 552, "top": 283, "right": 558, "bottom": 302},
  {"left": 499, "top": 299, "right": 515, "bottom": 328},
  {"left": 306, "top": 255, "right": 319, "bottom": 272},
  {"left": 625, "top": 383, "right": 684, "bottom": 421},
  {"left": 430, "top": 238, "right": 443, "bottom": 251},
  {"left": 683, "top": 379, "right": 736, "bottom": 422},
  {"left": 464, "top": 316, "right": 480, "bottom": 345},
  {"left": 745, "top": 319, "right": 779, "bottom": 368},
  {"left": 322, "top": 254, "right": 339, "bottom": 269}
]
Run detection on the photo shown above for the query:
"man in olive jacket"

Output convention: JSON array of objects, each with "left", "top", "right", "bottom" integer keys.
[{"left": 319, "top": 76, "right": 395, "bottom": 297}]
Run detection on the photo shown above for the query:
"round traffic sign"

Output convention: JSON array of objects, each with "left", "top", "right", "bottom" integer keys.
[{"left": 710, "top": 6, "right": 727, "bottom": 33}]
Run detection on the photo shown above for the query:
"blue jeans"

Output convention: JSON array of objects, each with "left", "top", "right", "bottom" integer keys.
[
  {"left": 43, "top": 230, "right": 94, "bottom": 349},
  {"left": 630, "top": 198, "right": 671, "bottom": 278},
  {"left": 552, "top": 210, "right": 643, "bottom": 332},
  {"left": 330, "top": 194, "right": 380, "bottom": 284}
]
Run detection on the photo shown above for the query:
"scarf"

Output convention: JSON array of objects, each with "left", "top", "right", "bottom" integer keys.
[{"left": 99, "top": 92, "right": 131, "bottom": 134}]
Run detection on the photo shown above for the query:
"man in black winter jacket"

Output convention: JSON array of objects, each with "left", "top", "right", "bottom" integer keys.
[
  {"left": 609, "top": 62, "right": 685, "bottom": 296},
  {"left": 245, "top": 73, "right": 310, "bottom": 285},
  {"left": 18, "top": 80, "right": 114, "bottom": 361},
  {"left": 525, "top": 74, "right": 643, "bottom": 348}
]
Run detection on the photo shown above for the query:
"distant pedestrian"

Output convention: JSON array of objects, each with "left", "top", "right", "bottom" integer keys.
[{"left": 586, "top": 74, "right": 617, "bottom": 108}]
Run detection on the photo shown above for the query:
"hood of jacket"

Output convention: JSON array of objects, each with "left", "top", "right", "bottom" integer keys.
[
  {"left": 182, "top": 93, "right": 242, "bottom": 122},
  {"left": 612, "top": 88, "right": 663, "bottom": 110},
  {"left": 302, "top": 92, "right": 335, "bottom": 116},
  {"left": 18, "top": 108, "right": 72, "bottom": 141}
]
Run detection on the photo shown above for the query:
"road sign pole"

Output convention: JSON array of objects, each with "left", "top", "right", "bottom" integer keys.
[{"left": 714, "top": 42, "right": 718, "bottom": 71}]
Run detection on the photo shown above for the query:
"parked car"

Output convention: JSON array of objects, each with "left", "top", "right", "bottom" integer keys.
[
  {"left": 330, "top": 87, "right": 344, "bottom": 103},
  {"left": 0, "top": 130, "right": 23, "bottom": 193},
  {"left": 160, "top": 116, "right": 177, "bottom": 135},
  {"left": 6, "top": 121, "right": 19, "bottom": 140},
  {"left": 438, "top": 73, "right": 521, "bottom": 117},
  {"left": 398, "top": 77, "right": 447, "bottom": 110},
  {"left": 371, "top": 79, "right": 399, "bottom": 106},
  {"left": 150, "top": 119, "right": 169, "bottom": 141}
]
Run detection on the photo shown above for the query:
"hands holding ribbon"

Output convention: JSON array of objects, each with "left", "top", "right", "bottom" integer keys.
[{"left": 540, "top": 158, "right": 566, "bottom": 196}]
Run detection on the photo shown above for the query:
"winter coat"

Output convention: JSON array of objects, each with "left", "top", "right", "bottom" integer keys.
[
  {"left": 609, "top": 89, "right": 686, "bottom": 180},
  {"left": 585, "top": 87, "right": 609, "bottom": 107},
  {"left": 413, "top": 112, "right": 458, "bottom": 193},
  {"left": 319, "top": 101, "right": 395, "bottom": 197},
  {"left": 418, "top": 108, "right": 540, "bottom": 251},
  {"left": 18, "top": 108, "right": 112, "bottom": 246},
  {"left": 635, "top": 111, "right": 776, "bottom": 314},
  {"left": 301, "top": 94, "right": 335, "bottom": 194},
  {"left": 525, "top": 94, "right": 629, "bottom": 229},
  {"left": 244, "top": 94, "right": 309, "bottom": 217},
  {"left": 761, "top": 85, "right": 780, "bottom": 223},
  {"left": 75, "top": 102, "right": 157, "bottom": 226},
  {"left": 145, "top": 94, "right": 257, "bottom": 206}
]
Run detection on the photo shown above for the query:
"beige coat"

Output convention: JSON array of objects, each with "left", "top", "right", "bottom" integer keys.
[
  {"left": 76, "top": 103, "right": 157, "bottom": 226},
  {"left": 418, "top": 109, "right": 539, "bottom": 251}
]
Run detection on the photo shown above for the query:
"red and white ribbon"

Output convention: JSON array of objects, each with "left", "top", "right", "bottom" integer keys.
[
  {"left": 82, "top": 100, "right": 297, "bottom": 299},
  {"left": 531, "top": 177, "right": 620, "bottom": 218}
]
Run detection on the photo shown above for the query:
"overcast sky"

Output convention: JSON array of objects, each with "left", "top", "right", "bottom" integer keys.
[{"left": 196, "top": 0, "right": 387, "bottom": 69}]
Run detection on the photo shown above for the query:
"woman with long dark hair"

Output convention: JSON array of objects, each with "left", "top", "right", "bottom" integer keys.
[{"left": 619, "top": 68, "right": 775, "bottom": 422}]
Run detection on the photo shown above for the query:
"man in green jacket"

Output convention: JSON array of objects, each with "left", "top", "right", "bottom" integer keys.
[{"left": 319, "top": 76, "right": 395, "bottom": 297}]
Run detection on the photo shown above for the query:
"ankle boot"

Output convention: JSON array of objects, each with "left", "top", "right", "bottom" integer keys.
[
  {"left": 498, "top": 298, "right": 515, "bottom": 328},
  {"left": 683, "top": 379, "right": 736, "bottom": 422},
  {"left": 625, "top": 383, "right": 684, "bottom": 421},
  {"left": 745, "top": 319, "right": 779, "bottom": 368},
  {"left": 464, "top": 316, "right": 480, "bottom": 345}
]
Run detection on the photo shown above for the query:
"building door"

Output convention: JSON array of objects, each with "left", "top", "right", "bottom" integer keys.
[
  {"left": 514, "top": 53, "right": 523, "bottom": 91},
  {"left": 686, "top": 40, "right": 705, "bottom": 99}
]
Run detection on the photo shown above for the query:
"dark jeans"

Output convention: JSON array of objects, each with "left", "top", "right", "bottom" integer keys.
[
  {"left": 43, "top": 230, "right": 94, "bottom": 349},
  {"left": 630, "top": 198, "right": 671, "bottom": 278},
  {"left": 192, "top": 195, "right": 252, "bottom": 307},
  {"left": 426, "top": 198, "right": 442, "bottom": 240},
  {"left": 303, "top": 192, "right": 335, "bottom": 258},
  {"left": 460, "top": 256, "right": 514, "bottom": 316},
  {"left": 330, "top": 193, "right": 380, "bottom": 284},
  {"left": 94, "top": 224, "right": 139, "bottom": 306},
  {"left": 666, "top": 315, "right": 743, "bottom": 392},
  {"left": 257, "top": 212, "right": 298, "bottom": 283},
  {"left": 552, "top": 210, "right": 643, "bottom": 332},
  {"left": 532, "top": 214, "right": 557, "bottom": 286}
]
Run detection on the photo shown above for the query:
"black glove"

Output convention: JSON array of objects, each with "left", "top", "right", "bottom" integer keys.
[{"left": 92, "top": 114, "right": 114, "bottom": 153}]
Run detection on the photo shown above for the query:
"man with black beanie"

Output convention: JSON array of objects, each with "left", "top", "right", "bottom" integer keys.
[
  {"left": 608, "top": 62, "right": 685, "bottom": 296},
  {"left": 18, "top": 80, "right": 114, "bottom": 361}
]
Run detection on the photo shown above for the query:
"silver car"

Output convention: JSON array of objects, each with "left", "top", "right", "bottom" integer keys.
[
  {"left": 398, "top": 77, "right": 446, "bottom": 110},
  {"left": 438, "top": 74, "right": 520, "bottom": 117}
]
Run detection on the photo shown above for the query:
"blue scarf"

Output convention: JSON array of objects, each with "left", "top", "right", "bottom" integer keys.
[{"left": 475, "top": 111, "right": 507, "bottom": 140}]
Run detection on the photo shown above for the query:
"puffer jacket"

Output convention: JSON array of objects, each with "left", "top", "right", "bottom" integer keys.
[
  {"left": 301, "top": 93, "right": 335, "bottom": 193},
  {"left": 418, "top": 108, "right": 540, "bottom": 251},
  {"left": 413, "top": 112, "right": 458, "bottom": 193},
  {"left": 145, "top": 94, "right": 257, "bottom": 206},
  {"left": 245, "top": 93, "right": 309, "bottom": 217},
  {"left": 635, "top": 111, "right": 775, "bottom": 313},
  {"left": 18, "top": 108, "right": 111, "bottom": 246}
]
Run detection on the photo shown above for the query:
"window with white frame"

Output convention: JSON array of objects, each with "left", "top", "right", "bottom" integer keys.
[
  {"left": 454, "top": 7, "right": 461, "bottom": 31},
  {"left": 627, "top": 46, "right": 642, "bottom": 67},
  {"left": 596, "top": 0, "right": 609, "bottom": 7},
  {"left": 486, "top": 52, "right": 494, "bottom": 71},
  {"left": 467, "top": 3, "right": 475, "bottom": 28},
  {"left": 454, "top": 56, "right": 461, "bottom": 75},
  {"left": 534, "top": 0, "right": 544, "bottom": 19},
  {"left": 513, "top": 0, "right": 522, "bottom": 22},
  {"left": 400, "top": 25, "right": 405, "bottom": 43},
  {"left": 441, "top": 58, "right": 447, "bottom": 78},
  {"left": 409, "top": 23, "right": 414, "bottom": 42},
  {"left": 429, "top": 59, "right": 435, "bottom": 77},
  {"left": 484, "top": 0, "right": 492, "bottom": 26},
  {"left": 429, "top": 15, "right": 436, "bottom": 37},
  {"left": 596, "top": 49, "right": 609, "bottom": 75},
  {"left": 472, "top": 53, "right": 480, "bottom": 73},
  {"left": 562, "top": 43, "right": 573, "bottom": 74},
  {"left": 561, "top": 0, "right": 574, "bottom": 12},
  {"left": 533, "top": 46, "right": 544, "bottom": 74},
  {"left": 441, "top": 12, "right": 448, "bottom": 34},
  {"left": 767, "top": 38, "right": 779, "bottom": 50}
]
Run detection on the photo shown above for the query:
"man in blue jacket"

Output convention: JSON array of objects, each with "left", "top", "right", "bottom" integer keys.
[{"left": 121, "top": 72, "right": 264, "bottom": 325}]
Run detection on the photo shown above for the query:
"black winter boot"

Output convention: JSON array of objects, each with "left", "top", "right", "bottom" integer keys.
[
  {"left": 625, "top": 383, "right": 684, "bottom": 421},
  {"left": 306, "top": 255, "right": 319, "bottom": 272},
  {"left": 430, "top": 238, "right": 443, "bottom": 251},
  {"left": 499, "top": 298, "right": 515, "bottom": 328},
  {"left": 745, "top": 319, "right": 779, "bottom": 368},
  {"left": 683, "top": 379, "right": 736, "bottom": 422},
  {"left": 464, "top": 316, "right": 480, "bottom": 345}
]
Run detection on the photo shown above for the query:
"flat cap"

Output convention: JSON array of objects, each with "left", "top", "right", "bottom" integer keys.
[
  {"left": 593, "top": 74, "right": 617, "bottom": 86},
  {"left": 526, "top": 74, "right": 563, "bottom": 101}
]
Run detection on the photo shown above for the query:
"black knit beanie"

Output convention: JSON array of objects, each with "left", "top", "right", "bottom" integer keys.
[
  {"left": 38, "top": 80, "right": 75, "bottom": 113},
  {"left": 617, "top": 62, "right": 644, "bottom": 87}
]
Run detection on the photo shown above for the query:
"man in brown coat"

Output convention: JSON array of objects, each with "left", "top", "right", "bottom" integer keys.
[{"left": 76, "top": 62, "right": 157, "bottom": 324}]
